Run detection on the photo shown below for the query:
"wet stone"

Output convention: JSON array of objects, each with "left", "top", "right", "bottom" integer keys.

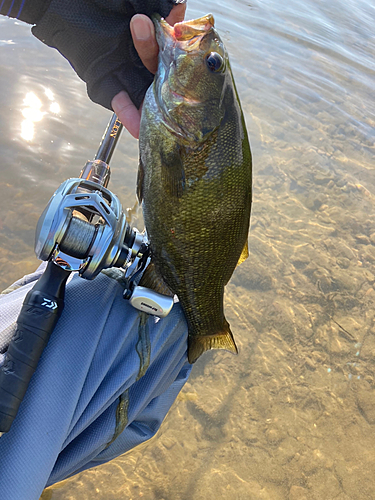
[
  {"left": 307, "top": 469, "right": 341, "bottom": 498},
  {"left": 304, "top": 195, "right": 323, "bottom": 211},
  {"left": 317, "top": 213, "right": 334, "bottom": 225},
  {"left": 333, "top": 269, "right": 358, "bottom": 291},
  {"left": 304, "top": 357, "right": 316, "bottom": 371},
  {"left": 355, "top": 234, "right": 370, "bottom": 245},
  {"left": 314, "top": 173, "right": 333, "bottom": 185},
  {"left": 356, "top": 385, "right": 375, "bottom": 424},
  {"left": 364, "top": 270, "right": 375, "bottom": 284},
  {"left": 277, "top": 437, "right": 299, "bottom": 465},
  {"left": 337, "top": 245, "right": 354, "bottom": 260},
  {"left": 336, "top": 257, "right": 350, "bottom": 269},
  {"left": 289, "top": 485, "right": 309, "bottom": 500},
  {"left": 334, "top": 177, "right": 347, "bottom": 188},
  {"left": 232, "top": 265, "right": 273, "bottom": 291},
  {"left": 361, "top": 245, "right": 375, "bottom": 263},
  {"left": 302, "top": 262, "right": 319, "bottom": 280},
  {"left": 161, "top": 437, "right": 176, "bottom": 450},
  {"left": 291, "top": 254, "right": 310, "bottom": 269},
  {"left": 265, "top": 427, "right": 284, "bottom": 446},
  {"left": 313, "top": 267, "right": 333, "bottom": 290}
]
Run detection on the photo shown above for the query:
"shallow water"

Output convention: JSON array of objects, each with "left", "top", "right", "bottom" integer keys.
[{"left": 1, "top": 0, "right": 375, "bottom": 498}]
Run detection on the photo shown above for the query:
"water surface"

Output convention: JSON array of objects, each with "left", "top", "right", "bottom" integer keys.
[{"left": 1, "top": 0, "right": 375, "bottom": 498}]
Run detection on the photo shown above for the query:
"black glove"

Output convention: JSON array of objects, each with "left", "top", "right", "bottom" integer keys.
[{"left": 26, "top": 0, "right": 182, "bottom": 110}]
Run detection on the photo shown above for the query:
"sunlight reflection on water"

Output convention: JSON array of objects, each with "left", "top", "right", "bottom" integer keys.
[{"left": 20, "top": 91, "right": 61, "bottom": 141}]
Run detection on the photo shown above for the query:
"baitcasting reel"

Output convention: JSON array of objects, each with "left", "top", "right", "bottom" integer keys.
[
  {"left": 0, "top": 114, "right": 173, "bottom": 433},
  {"left": 35, "top": 174, "right": 173, "bottom": 316}
]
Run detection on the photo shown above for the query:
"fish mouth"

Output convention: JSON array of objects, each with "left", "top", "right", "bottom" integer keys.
[
  {"left": 151, "top": 13, "right": 219, "bottom": 143},
  {"left": 153, "top": 13, "right": 215, "bottom": 45}
]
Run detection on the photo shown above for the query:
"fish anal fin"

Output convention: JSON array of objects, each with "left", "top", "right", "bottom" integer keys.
[
  {"left": 237, "top": 239, "right": 249, "bottom": 267},
  {"left": 139, "top": 261, "right": 174, "bottom": 297},
  {"left": 188, "top": 320, "right": 238, "bottom": 363}
]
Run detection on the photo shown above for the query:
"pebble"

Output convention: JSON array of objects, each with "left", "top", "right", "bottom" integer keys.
[
  {"left": 304, "top": 196, "right": 323, "bottom": 211},
  {"left": 291, "top": 254, "right": 310, "bottom": 269},
  {"left": 304, "top": 358, "right": 316, "bottom": 371},
  {"left": 355, "top": 234, "right": 370, "bottom": 245},
  {"left": 362, "top": 245, "right": 375, "bottom": 263},
  {"left": 265, "top": 428, "right": 284, "bottom": 445},
  {"left": 336, "top": 257, "right": 350, "bottom": 269},
  {"left": 289, "top": 485, "right": 308, "bottom": 500},
  {"left": 356, "top": 386, "right": 375, "bottom": 424},
  {"left": 364, "top": 270, "right": 375, "bottom": 283},
  {"left": 338, "top": 245, "right": 354, "bottom": 260},
  {"left": 307, "top": 469, "right": 341, "bottom": 498},
  {"left": 314, "top": 174, "right": 333, "bottom": 185}
]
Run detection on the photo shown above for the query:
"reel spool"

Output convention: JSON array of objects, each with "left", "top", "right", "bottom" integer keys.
[{"left": 35, "top": 177, "right": 134, "bottom": 278}]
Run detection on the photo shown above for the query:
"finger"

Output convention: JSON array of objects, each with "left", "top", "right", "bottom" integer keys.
[
  {"left": 112, "top": 90, "right": 142, "bottom": 139},
  {"left": 166, "top": 3, "right": 187, "bottom": 26},
  {"left": 131, "top": 15, "right": 159, "bottom": 75}
]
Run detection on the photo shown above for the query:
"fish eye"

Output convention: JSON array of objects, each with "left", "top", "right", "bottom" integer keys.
[{"left": 205, "top": 52, "right": 224, "bottom": 72}]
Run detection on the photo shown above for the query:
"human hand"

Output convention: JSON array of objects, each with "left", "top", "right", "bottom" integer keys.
[
  {"left": 31, "top": 0, "right": 186, "bottom": 139},
  {"left": 112, "top": 3, "right": 186, "bottom": 139}
]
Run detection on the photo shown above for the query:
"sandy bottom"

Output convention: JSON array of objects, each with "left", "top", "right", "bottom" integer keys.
[{"left": 41, "top": 118, "right": 375, "bottom": 499}]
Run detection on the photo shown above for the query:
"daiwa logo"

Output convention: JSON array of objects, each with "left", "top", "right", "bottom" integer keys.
[
  {"left": 141, "top": 302, "right": 158, "bottom": 313},
  {"left": 41, "top": 298, "right": 58, "bottom": 310}
]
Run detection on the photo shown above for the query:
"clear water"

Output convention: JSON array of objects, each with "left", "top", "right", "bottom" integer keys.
[{"left": 1, "top": 0, "right": 374, "bottom": 498}]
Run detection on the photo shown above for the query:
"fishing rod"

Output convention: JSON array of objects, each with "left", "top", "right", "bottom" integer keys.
[{"left": 0, "top": 113, "right": 173, "bottom": 433}]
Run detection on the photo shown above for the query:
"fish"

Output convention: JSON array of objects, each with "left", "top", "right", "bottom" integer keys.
[{"left": 138, "top": 13, "right": 252, "bottom": 363}]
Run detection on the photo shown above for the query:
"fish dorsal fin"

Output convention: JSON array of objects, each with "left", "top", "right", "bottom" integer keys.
[
  {"left": 237, "top": 240, "right": 249, "bottom": 267},
  {"left": 139, "top": 261, "right": 174, "bottom": 297}
]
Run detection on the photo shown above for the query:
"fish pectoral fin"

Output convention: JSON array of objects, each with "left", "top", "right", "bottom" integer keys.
[
  {"left": 137, "top": 157, "right": 145, "bottom": 202},
  {"left": 160, "top": 146, "right": 185, "bottom": 198},
  {"left": 236, "top": 239, "right": 249, "bottom": 267},
  {"left": 139, "top": 261, "right": 174, "bottom": 297},
  {"left": 188, "top": 320, "right": 238, "bottom": 363}
]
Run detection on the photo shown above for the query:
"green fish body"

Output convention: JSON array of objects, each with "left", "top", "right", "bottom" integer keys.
[{"left": 138, "top": 14, "right": 252, "bottom": 363}]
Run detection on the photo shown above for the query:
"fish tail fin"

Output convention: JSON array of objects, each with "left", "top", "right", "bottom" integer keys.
[{"left": 188, "top": 320, "right": 238, "bottom": 364}]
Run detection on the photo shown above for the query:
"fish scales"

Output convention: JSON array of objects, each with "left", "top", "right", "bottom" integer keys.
[{"left": 138, "top": 14, "right": 252, "bottom": 363}]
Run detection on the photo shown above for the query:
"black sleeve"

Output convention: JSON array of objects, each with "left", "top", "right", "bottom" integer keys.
[
  {"left": 0, "top": 0, "right": 48, "bottom": 24},
  {"left": 0, "top": 0, "right": 183, "bottom": 110}
]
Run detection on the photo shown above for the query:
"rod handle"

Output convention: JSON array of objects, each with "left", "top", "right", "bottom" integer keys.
[{"left": 0, "top": 262, "right": 70, "bottom": 432}]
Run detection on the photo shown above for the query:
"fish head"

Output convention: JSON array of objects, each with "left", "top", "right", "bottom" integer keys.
[{"left": 152, "top": 14, "right": 231, "bottom": 142}]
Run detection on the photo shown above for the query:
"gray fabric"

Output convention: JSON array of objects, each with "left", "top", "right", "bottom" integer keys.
[
  {"left": 0, "top": 262, "right": 47, "bottom": 352},
  {"left": 0, "top": 264, "right": 191, "bottom": 499}
]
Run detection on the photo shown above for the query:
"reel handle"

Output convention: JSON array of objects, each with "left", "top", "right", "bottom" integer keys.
[{"left": 0, "top": 262, "right": 70, "bottom": 432}]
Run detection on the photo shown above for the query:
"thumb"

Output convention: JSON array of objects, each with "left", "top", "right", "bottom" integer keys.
[{"left": 130, "top": 15, "right": 159, "bottom": 75}]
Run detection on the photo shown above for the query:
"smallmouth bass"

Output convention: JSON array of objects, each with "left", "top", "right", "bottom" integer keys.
[{"left": 138, "top": 14, "right": 252, "bottom": 363}]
